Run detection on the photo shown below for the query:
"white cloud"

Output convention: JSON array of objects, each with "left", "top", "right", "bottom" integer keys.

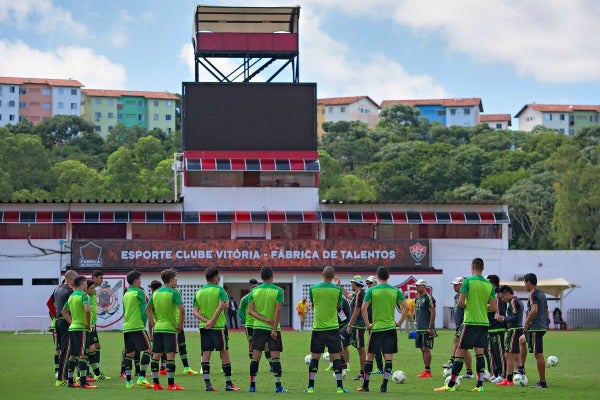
[
  {"left": 299, "top": 8, "right": 447, "bottom": 103},
  {"left": 0, "top": 0, "right": 87, "bottom": 38},
  {"left": 0, "top": 40, "right": 126, "bottom": 88},
  {"left": 109, "top": 31, "right": 128, "bottom": 48}
]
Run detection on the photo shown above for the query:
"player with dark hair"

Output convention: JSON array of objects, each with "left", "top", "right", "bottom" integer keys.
[
  {"left": 248, "top": 266, "right": 287, "bottom": 393},
  {"left": 359, "top": 266, "right": 408, "bottom": 393},
  {"left": 86, "top": 270, "right": 110, "bottom": 381},
  {"left": 193, "top": 267, "right": 240, "bottom": 391},
  {"left": 345, "top": 276, "right": 367, "bottom": 381},
  {"left": 414, "top": 279, "right": 436, "bottom": 378},
  {"left": 146, "top": 269, "right": 185, "bottom": 390},
  {"left": 442, "top": 277, "right": 474, "bottom": 378},
  {"left": 495, "top": 285, "right": 523, "bottom": 386},
  {"left": 436, "top": 258, "right": 496, "bottom": 393},
  {"left": 62, "top": 275, "right": 97, "bottom": 389},
  {"left": 122, "top": 270, "right": 153, "bottom": 389},
  {"left": 53, "top": 270, "right": 78, "bottom": 387},
  {"left": 238, "top": 278, "right": 260, "bottom": 359},
  {"left": 486, "top": 274, "right": 507, "bottom": 383},
  {"left": 304, "top": 266, "right": 347, "bottom": 394},
  {"left": 519, "top": 272, "right": 550, "bottom": 389}
]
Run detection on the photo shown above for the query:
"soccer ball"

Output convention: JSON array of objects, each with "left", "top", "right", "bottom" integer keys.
[
  {"left": 513, "top": 374, "right": 528, "bottom": 387},
  {"left": 392, "top": 370, "right": 407, "bottom": 384},
  {"left": 444, "top": 375, "right": 460, "bottom": 389},
  {"left": 443, "top": 367, "right": 452, "bottom": 378},
  {"left": 304, "top": 354, "right": 312, "bottom": 365},
  {"left": 547, "top": 355, "right": 559, "bottom": 367},
  {"left": 323, "top": 352, "right": 330, "bottom": 362},
  {"left": 333, "top": 369, "right": 347, "bottom": 379}
]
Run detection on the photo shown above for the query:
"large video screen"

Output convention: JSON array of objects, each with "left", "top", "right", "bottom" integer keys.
[{"left": 183, "top": 83, "right": 316, "bottom": 151}]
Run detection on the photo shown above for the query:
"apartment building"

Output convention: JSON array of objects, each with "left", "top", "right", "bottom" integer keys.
[
  {"left": 380, "top": 98, "right": 483, "bottom": 127},
  {"left": 0, "top": 77, "right": 82, "bottom": 126},
  {"left": 81, "top": 89, "right": 178, "bottom": 136},
  {"left": 515, "top": 104, "right": 600, "bottom": 135},
  {"left": 480, "top": 113, "right": 512, "bottom": 130},
  {"left": 317, "top": 96, "right": 379, "bottom": 139}
]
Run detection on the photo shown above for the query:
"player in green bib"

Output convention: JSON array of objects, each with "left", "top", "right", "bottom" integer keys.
[
  {"left": 436, "top": 257, "right": 496, "bottom": 393},
  {"left": 146, "top": 269, "right": 185, "bottom": 391},
  {"left": 360, "top": 266, "right": 408, "bottom": 393},
  {"left": 248, "top": 266, "right": 287, "bottom": 393},
  {"left": 304, "top": 266, "right": 346, "bottom": 394},
  {"left": 62, "top": 275, "right": 97, "bottom": 389},
  {"left": 193, "top": 267, "right": 240, "bottom": 391},
  {"left": 87, "top": 270, "right": 109, "bottom": 380}
]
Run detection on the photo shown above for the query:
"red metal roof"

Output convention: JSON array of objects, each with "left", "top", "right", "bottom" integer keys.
[
  {"left": 381, "top": 98, "right": 483, "bottom": 111},
  {"left": 0, "top": 76, "right": 83, "bottom": 87},
  {"left": 82, "top": 89, "right": 178, "bottom": 100}
]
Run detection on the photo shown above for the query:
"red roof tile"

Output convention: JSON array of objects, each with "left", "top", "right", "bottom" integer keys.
[
  {"left": 0, "top": 76, "right": 83, "bottom": 87},
  {"left": 480, "top": 114, "right": 512, "bottom": 125},
  {"left": 318, "top": 96, "right": 379, "bottom": 108},
  {"left": 381, "top": 98, "right": 483, "bottom": 111},
  {"left": 514, "top": 103, "right": 600, "bottom": 117},
  {"left": 82, "top": 89, "right": 178, "bottom": 100}
]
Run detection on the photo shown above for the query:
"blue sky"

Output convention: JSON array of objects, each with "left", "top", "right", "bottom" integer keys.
[{"left": 1, "top": 0, "right": 599, "bottom": 127}]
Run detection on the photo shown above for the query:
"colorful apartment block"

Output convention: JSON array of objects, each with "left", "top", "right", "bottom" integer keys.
[
  {"left": 0, "top": 77, "right": 82, "bottom": 126},
  {"left": 380, "top": 98, "right": 483, "bottom": 127},
  {"left": 81, "top": 89, "right": 178, "bottom": 136},
  {"left": 515, "top": 104, "right": 600, "bottom": 135},
  {"left": 317, "top": 96, "right": 380, "bottom": 139},
  {"left": 480, "top": 114, "right": 512, "bottom": 130}
]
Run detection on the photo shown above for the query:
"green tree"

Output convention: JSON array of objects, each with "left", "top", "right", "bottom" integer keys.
[
  {"left": 133, "top": 135, "right": 167, "bottom": 170},
  {"left": 323, "top": 174, "right": 377, "bottom": 201},
  {"left": 102, "top": 147, "right": 143, "bottom": 199},
  {"left": 317, "top": 150, "right": 342, "bottom": 198},
  {"left": 32, "top": 115, "right": 95, "bottom": 147},
  {"left": 50, "top": 160, "right": 105, "bottom": 200}
]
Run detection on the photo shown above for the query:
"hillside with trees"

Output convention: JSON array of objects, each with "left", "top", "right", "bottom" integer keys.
[{"left": 1, "top": 104, "right": 599, "bottom": 250}]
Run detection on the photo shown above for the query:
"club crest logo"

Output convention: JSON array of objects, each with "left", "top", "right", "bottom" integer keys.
[
  {"left": 97, "top": 280, "right": 122, "bottom": 322},
  {"left": 409, "top": 242, "right": 427, "bottom": 264},
  {"left": 396, "top": 276, "right": 433, "bottom": 299},
  {"left": 79, "top": 241, "right": 102, "bottom": 268}
]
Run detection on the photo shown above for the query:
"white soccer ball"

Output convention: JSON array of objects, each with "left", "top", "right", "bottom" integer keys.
[
  {"left": 323, "top": 352, "right": 330, "bottom": 362},
  {"left": 304, "top": 354, "right": 312, "bottom": 365},
  {"left": 443, "top": 367, "right": 452, "bottom": 378},
  {"left": 547, "top": 355, "right": 558, "bottom": 367},
  {"left": 444, "top": 375, "right": 460, "bottom": 389},
  {"left": 513, "top": 374, "right": 528, "bottom": 387},
  {"left": 392, "top": 370, "right": 407, "bottom": 384},
  {"left": 333, "top": 369, "right": 347, "bottom": 379}
]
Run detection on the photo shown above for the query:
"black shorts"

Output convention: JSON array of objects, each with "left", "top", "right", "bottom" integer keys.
[
  {"left": 245, "top": 327, "right": 254, "bottom": 344},
  {"left": 458, "top": 325, "right": 488, "bottom": 350},
  {"left": 90, "top": 327, "right": 100, "bottom": 345},
  {"left": 69, "top": 330, "right": 89, "bottom": 356},
  {"left": 367, "top": 329, "right": 397, "bottom": 355},
  {"left": 252, "top": 328, "right": 283, "bottom": 352},
  {"left": 415, "top": 331, "right": 434, "bottom": 349},
  {"left": 340, "top": 326, "right": 352, "bottom": 347},
  {"left": 310, "top": 329, "right": 342, "bottom": 354},
  {"left": 352, "top": 327, "right": 366, "bottom": 349},
  {"left": 200, "top": 328, "right": 228, "bottom": 352},
  {"left": 504, "top": 329, "right": 523, "bottom": 354},
  {"left": 152, "top": 332, "right": 178, "bottom": 354},
  {"left": 124, "top": 331, "right": 152, "bottom": 354},
  {"left": 525, "top": 330, "right": 546, "bottom": 354}
]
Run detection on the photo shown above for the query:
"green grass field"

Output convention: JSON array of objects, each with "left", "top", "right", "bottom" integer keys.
[{"left": 0, "top": 329, "right": 596, "bottom": 399}]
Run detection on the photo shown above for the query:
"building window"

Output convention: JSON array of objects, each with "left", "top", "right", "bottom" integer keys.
[
  {"left": 271, "top": 223, "right": 318, "bottom": 239},
  {"left": 166, "top": 114, "right": 172, "bottom": 121},
  {"left": 70, "top": 103, "right": 77, "bottom": 109},
  {"left": 107, "top": 98, "right": 114, "bottom": 106},
  {"left": 0, "top": 100, "right": 2, "bottom": 106},
  {"left": 559, "top": 128, "right": 565, "bottom": 134},
  {"left": 72, "top": 223, "right": 126, "bottom": 239},
  {"left": 328, "top": 107, "right": 333, "bottom": 114},
  {"left": 167, "top": 128, "right": 171, "bottom": 134},
  {"left": 321, "top": 108, "right": 325, "bottom": 115},
  {"left": 559, "top": 114, "right": 565, "bottom": 121},
  {"left": 8, "top": 100, "right": 15, "bottom": 107},
  {"left": 42, "top": 89, "right": 51, "bottom": 96},
  {"left": 184, "top": 224, "right": 231, "bottom": 239},
  {"left": 496, "top": 123, "right": 502, "bottom": 129},
  {"left": 463, "top": 108, "right": 471, "bottom": 115},
  {"left": 166, "top": 101, "right": 172, "bottom": 107},
  {"left": 71, "top": 89, "right": 77, "bottom": 95},
  {"left": 94, "top": 98, "right": 101, "bottom": 105},
  {"left": 95, "top": 125, "right": 101, "bottom": 132},
  {"left": 568, "top": 129, "right": 574, "bottom": 135},
  {"left": 58, "top": 88, "right": 64, "bottom": 95},
  {"left": 0, "top": 279, "right": 23, "bottom": 286},
  {"left": 153, "top": 114, "right": 159, "bottom": 120},
  {"left": 43, "top": 103, "right": 51, "bottom": 109},
  {"left": 117, "top": 101, "right": 123, "bottom": 109},
  {"left": 9, "top": 114, "right": 15, "bottom": 121},
  {"left": 0, "top": 223, "right": 66, "bottom": 239},
  {"left": 132, "top": 223, "right": 182, "bottom": 239},
  {"left": 340, "top": 106, "right": 346, "bottom": 113},
  {"left": 437, "top": 110, "right": 445, "bottom": 116},
  {"left": 19, "top": 102, "right": 26, "bottom": 109},
  {"left": 138, "top": 114, "right": 145, "bottom": 121},
  {"left": 138, "top": 100, "right": 146, "bottom": 107},
  {"left": 117, "top": 113, "right": 123, "bottom": 120},
  {"left": 450, "top": 108, "right": 456, "bottom": 115},
  {"left": 9, "top": 86, "right": 16, "bottom": 93},
  {"left": 94, "top": 111, "right": 101, "bottom": 120},
  {"left": 235, "top": 223, "right": 266, "bottom": 239},
  {"left": 108, "top": 112, "right": 114, "bottom": 119},
  {"left": 58, "top": 102, "right": 64, "bottom": 109},
  {"left": 19, "top": 87, "right": 26, "bottom": 94},
  {"left": 545, "top": 113, "right": 552, "bottom": 121},
  {"left": 0, "top": 114, "right": 2, "bottom": 121},
  {"left": 108, "top": 125, "right": 113, "bottom": 131},
  {"left": 154, "top": 100, "right": 159, "bottom": 107}
]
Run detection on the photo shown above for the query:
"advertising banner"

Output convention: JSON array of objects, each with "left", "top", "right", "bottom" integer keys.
[{"left": 72, "top": 239, "right": 431, "bottom": 272}]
